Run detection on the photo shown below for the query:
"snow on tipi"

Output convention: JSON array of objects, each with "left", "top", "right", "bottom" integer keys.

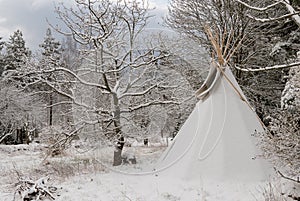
[{"left": 154, "top": 28, "right": 272, "bottom": 183}]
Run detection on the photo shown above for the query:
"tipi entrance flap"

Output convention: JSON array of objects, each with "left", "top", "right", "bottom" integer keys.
[{"left": 196, "top": 63, "right": 221, "bottom": 100}]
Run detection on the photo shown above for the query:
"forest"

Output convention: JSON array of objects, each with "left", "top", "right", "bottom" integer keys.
[{"left": 0, "top": 0, "right": 299, "bottom": 200}]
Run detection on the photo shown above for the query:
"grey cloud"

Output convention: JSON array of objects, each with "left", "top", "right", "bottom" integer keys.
[
  {"left": 0, "top": 0, "right": 169, "bottom": 51},
  {"left": 0, "top": 0, "right": 64, "bottom": 50}
]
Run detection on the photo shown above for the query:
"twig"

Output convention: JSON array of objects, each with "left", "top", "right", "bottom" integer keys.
[
  {"left": 121, "top": 191, "right": 132, "bottom": 201},
  {"left": 0, "top": 132, "right": 13, "bottom": 143},
  {"left": 12, "top": 162, "right": 22, "bottom": 179},
  {"left": 17, "top": 176, "right": 56, "bottom": 200},
  {"left": 277, "top": 169, "right": 300, "bottom": 183}
]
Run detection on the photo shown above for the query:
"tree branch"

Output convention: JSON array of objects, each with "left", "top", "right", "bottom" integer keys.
[
  {"left": 283, "top": 0, "right": 300, "bottom": 27},
  {"left": 118, "top": 83, "right": 158, "bottom": 99},
  {"left": 122, "top": 100, "right": 180, "bottom": 113},
  {"left": 234, "top": 61, "right": 300, "bottom": 72},
  {"left": 246, "top": 12, "right": 300, "bottom": 23},
  {"left": 235, "top": 0, "right": 300, "bottom": 28},
  {"left": 0, "top": 132, "right": 13, "bottom": 144},
  {"left": 234, "top": 0, "right": 281, "bottom": 11},
  {"left": 277, "top": 169, "right": 300, "bottom": 183},
  {"left": 42, "top": 67, "right": 108, "bottom": 90}
]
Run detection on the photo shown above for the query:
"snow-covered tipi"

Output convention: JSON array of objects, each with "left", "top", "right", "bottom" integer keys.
[{"left": 154, "top": 28, "right": 272, "bottom": 183}]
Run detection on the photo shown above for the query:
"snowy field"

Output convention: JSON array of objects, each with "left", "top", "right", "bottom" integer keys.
[{"left": 0, "top": 143, "right": 298, "bottom": 201}]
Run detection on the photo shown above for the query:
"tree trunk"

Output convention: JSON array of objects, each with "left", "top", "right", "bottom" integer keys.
[
  {"left": 112, "top": 93, "right": 124, "bottom": 166},
  {"left": 49, "top": 93, "right": 53, "bottom": 126},
  {"left": 113, "top": 135, "right": 125, "bottom": 166}
]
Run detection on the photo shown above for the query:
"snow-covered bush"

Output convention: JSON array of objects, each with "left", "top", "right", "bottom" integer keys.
[
  {"left": 259, "top": 107, "right": 299, "bottom": 201},
  {"left": 0, "top": 83, "right": 45, "bottom": 144},
  {"left": 258, "top": 63, "right": 300, "bottom": 177},
  {"left": 256, "top": 61, "right": 300, "bottom": 200},
  {"left": 262, "top": 109, "right": 300, "bottom": 177},
  {"left": 37, "top": 125, "right": 78, "bottom": 157}
]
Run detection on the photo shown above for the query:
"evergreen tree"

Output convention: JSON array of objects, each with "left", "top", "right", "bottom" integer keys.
[
  {"left": 40, "top": 28, "right": 62, "bottom": 68},
  {"left": 0, "top": 37, "right": 4, "bottom": 76},
  {"left": 61, "top": 36, "right": 80, "bottom": 71},
  {"left": 39, "top": 28, "right": 63, "bottom": 126},
  {"left": 5, "top": 30, "right": 31, "bottom": 71},
  {"left": 0, "top": 37, "right": 4, "bottom": 50}
]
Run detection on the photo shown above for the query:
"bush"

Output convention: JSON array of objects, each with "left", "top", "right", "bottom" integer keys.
[{"left": 261, "top": 108, "right": 300, "bottom": 176}]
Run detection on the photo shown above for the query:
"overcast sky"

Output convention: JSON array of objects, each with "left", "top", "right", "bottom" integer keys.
[{"left": 0, "top": 0, "right": 169, "bottom": 50}]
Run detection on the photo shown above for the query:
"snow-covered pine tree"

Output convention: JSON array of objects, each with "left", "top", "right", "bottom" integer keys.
[
  {"left": 0, "top": 31, "right": 38, "bottom": 144},
  {"left": 39, "top": 28, "right": 74, "bottom": 128},
  {"left": 40, "top": 28, "right": 61, "bottom": 68},
  {"left": 39, "top": 28, "right": 63, "bottom": 126},
  {"left": 0, "top": 37, "right": 4, "bottom": 76},
  {"left": 0, "top": 37, "right": 4, "bottom": 50},
  {"left": 4, "top": 30, "right": 31, "bottom": 71},
  {"left": 61, "top": 36, "right": 80, "bottom": 71}
]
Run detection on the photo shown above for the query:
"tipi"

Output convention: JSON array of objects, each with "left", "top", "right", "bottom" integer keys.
[
  {"left": 154, "top": 62, "right": 272, "bottom": 182},
  {"left": 154, "top": 25, "right": 273, "bottom": 182}
]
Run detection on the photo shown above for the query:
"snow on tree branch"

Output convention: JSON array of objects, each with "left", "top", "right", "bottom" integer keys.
[
  {"left": 119, "top": 83, "right": 158, "bottom": 99},
  {"left": 41, "top": 67, "right": 108, "bottom": 90},
  {"left": 122, "top": 100, "right": 180, "bottom": 113},
  {"left": 234, "top": 0, "right": 281, "bottom": 11},
  {"left": 234, "top": 62, "right": 300, "bottom": 72},
  {"left": 16, "top": 176, "right": 56, "bottom": 200},
  {"left": 246, "top": 12, "right": 300, "bottom": 23},
  {"left": 21, "top": 0, "right": 197, "bottom": 167},
  {"left": 235, "top": 0, "right": 300, "bottom": 28},
  {"left": 283, "top": 0, "right": 300, "bottom": 27},
  {"left": 0, "top": 132, "right": 13, "bottom": 144}
]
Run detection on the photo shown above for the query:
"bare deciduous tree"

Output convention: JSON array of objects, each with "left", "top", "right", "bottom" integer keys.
[
  {"left": 167, "top": 0, "right": 248, "bottom": 60},
  {"left": 15, "top": 0, "right": 191, "bottom": 166}
]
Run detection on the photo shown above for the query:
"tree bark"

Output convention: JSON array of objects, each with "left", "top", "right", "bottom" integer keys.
[
  {"left": 113, "top": 135, "right": 125, "bottom": 166},
  {"left": 112, "top": 93, "right": 124, "bottom": 166},
  {"left": 49, "top": 93, "right": 53, "bottom": 126}
]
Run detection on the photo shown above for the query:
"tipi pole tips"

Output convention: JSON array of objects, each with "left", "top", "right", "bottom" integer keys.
[
  {"left": 204, "top": 25, "right": 226, "bottom": 66},
  {"left": 204, "top": 24, "right": 244, "bottom": 67}
]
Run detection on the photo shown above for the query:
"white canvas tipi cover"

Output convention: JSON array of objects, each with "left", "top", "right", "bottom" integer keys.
[{"left": 155, "top": 64, "right": 272, "bottom": 182}]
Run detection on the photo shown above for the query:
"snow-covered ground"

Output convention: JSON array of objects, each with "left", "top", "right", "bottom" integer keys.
[{"left": 0, "top": 143, "right": 297, "bottom": 201}]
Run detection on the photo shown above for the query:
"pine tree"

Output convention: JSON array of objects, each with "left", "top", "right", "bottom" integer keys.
[
  {"left": 61, "top": 36, "right": 80, "bottom": 71},
  {"left": 0, "top": 37, "right": 4, "bottom": 76},
  {"left": 0, "top": 37, "right": 4, "bottom": 50},
  {"left": 39, "top": 28, "right": 63, "bottom": 126},
  {"left": 40, "top": 28, "right": 62, "bottom": 68},
  {"left": 5, "top": 30, "right": 31, "bottom": 71}
]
